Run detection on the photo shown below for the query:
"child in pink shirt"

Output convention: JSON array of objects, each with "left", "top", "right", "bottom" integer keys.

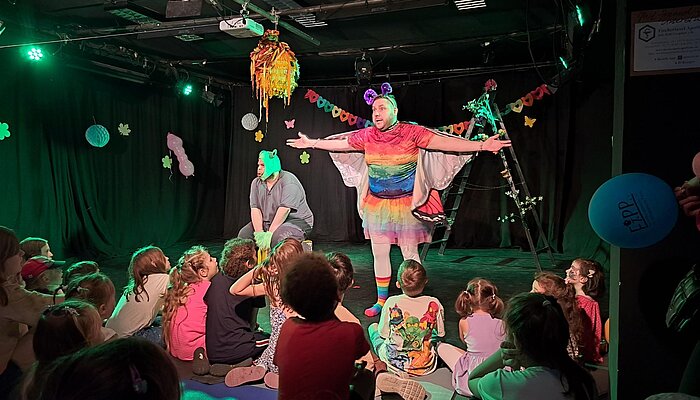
[
  {"left": 163, "top": 246, "right": 218, "bottom": 361},
  {"left": 565, "top": 258, "right": 605, "bottom": 364}
]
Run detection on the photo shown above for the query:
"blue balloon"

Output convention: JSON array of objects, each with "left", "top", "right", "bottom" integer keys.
[
  {"left": 85, "top": 124, "right": 110, "bottom": 148},
  {"left": 588, "top": 173, "right": 678, "bottom": 248}
]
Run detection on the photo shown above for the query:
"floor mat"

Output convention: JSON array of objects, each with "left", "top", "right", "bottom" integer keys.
[{"left": 182, "top": 379, "right": 277, "bottom": 400}]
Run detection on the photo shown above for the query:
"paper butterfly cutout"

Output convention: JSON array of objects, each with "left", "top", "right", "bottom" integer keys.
[
  {"left": 524, "top": 116, "right": 536, "bottom": 128},
  {"left": 284, "top": 119, "right": 295, "bottom": 129},
  {"left": 300, "top": 151, "right": 310, "bottom": 164},
  {"left": 118, "top": 123, "right": 131, "bottom": 136}
]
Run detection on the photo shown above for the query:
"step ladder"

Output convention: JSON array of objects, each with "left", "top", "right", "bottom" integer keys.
[{"left": 420, "top": 117, "right": 480, "bottom": 262}]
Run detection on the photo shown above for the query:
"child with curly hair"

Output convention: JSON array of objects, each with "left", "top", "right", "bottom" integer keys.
[{"left": 162, "top": 246, "right": 218, "bottom": 361}]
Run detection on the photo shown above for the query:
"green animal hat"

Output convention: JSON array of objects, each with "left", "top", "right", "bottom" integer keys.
[{"left": 259, "top": 149, "right": 281, "bottom": 180}]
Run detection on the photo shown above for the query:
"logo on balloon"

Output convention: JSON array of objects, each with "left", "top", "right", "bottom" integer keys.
[{"left": 588, "top": 173, "right": 678, "bottom": 248}]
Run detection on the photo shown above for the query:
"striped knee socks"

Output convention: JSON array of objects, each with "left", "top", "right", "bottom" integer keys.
[{"left": 364, "top": 276, "right": 391, "bottom": 317}]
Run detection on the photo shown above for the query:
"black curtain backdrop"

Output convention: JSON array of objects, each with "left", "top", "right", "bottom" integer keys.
[
  {"left": 0, "top": 54, "right": 611, "bottom": 261},
  {"left": 0, "top": 58, "right": 231, "bottom": 258},
  {"left": 224, "top": 70, "right": 612, "bottom": 262}
]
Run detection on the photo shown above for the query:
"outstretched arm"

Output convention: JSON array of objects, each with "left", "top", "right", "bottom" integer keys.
[
  {"left": 426, "top": 134, "right": 511, "bottom": 154},
  {"left": 286, "top": 132, "right": 355, "bottom": 152}
]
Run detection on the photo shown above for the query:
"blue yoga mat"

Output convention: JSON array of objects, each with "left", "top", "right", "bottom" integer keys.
[{"left": 181, "top": 379, "right": 278, "bottom": 400}]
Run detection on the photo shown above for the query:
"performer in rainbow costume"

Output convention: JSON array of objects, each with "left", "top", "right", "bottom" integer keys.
[{"left": 287, "top": 83, "right": 511, "bottom": 317}]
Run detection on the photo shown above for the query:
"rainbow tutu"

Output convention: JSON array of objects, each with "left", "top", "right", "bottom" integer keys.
[{"left": 362, "top": 194, "right": 432, "bottom": 245}]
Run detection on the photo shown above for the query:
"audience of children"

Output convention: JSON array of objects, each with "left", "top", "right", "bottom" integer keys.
[
  {"left": 199, "top": 238, "right": 268, "bottom": 376},
  {"left": 21, "top": 300, "right": 104, "bottom": 400},
  {"left": 437, "top": 278, "right": 505, "bottom": 396},
  {"left": 34, "top": 337, "right": 181, "bottom": 400},
  {"left": 105, "top": 245, "right": 170, "bottom": 342},
  {"left": 565, "top": 258, "right": 606, "bottom": 364},
  {"left": 2, "top": 224, "right": 611, "bottom": 399},
  {"left": 225, "top": 238, "right": 304, "bottom": 388},
  {"left": 18, "top": 238, "right": 53, "bottom": 261},
  {"left": 368, "top": 259, "right": 445, "bottom": 376},
  {"left": 533, "top": 271, "right": 585, "bottom": 361},
  {"left": 276, "top": 252, "right": 371, "bottom": 399},
  {"left": 20, "top": 257, "right": 64, "bottom": 295},
  {"left": 468, "top": 292, "right": 598, "bottom": 399},
  {"left": 163, "top": 246, "right": 218, "bottom": 361},
  {"left": 64, "top": 272, "right": 117, "bottom": 341},
  {"left": 0, "top": 227, "right": 61, "bottom": 399}
]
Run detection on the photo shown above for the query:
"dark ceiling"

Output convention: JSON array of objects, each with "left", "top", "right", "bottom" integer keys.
[{"left": 0, "top": 0, "right": 596, "bottom": 85}]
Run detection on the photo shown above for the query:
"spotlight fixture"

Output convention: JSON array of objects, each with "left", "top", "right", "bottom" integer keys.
[
  {"left": 27, "top": 47, "right": 44, "bottom": 61},
  {"left": 175, "top": 80, "right": 194, "bottom": 96},
  {"left": 201, "top": 84, "right": 224, "bottom": 107},
  {"left": 355, "top": 54, "right": 372, "bottom": 83}
]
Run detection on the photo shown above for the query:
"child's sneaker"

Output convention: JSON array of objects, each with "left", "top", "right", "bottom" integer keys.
[
  {"left": 376, "top": 372, "right": 427, "bottom": 400},
  {"left": 192, "top": 347, "right": 210, "bottom": 376},
  {"left": 263, "top": 372, "right": 279, "bottom": 389},
  {"left": 224, "top": 365, "right": 266, "bottom": 387},
  {"left": 210, "top": 358, "right": 254, "bottom": 377}
]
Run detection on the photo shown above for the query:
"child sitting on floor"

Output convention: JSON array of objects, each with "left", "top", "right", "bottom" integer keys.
[
  {"left": 565, "top": 258, "right": 605, "bottom": 364},
  {"left": 21, "top": 300, "right": 104, "bottom": 400},
  {"left": 21, "top": 256, "right": 64, "bottom": 295},
  {"left": 62, "top": 261, "right": 100, "bottom": 288},
  {"left": 105, "top": 245, "right": 170, "bottom": 342},
  {"left": 65, "top": 272, "right": 117, "bottom": 341},
  {"left": 437, "top": 278, "right": 505, "bottom": 396},
  {"left": 19, "top": 237, "right": 54, "bottom": 261},
  {"left": 368, "top": 259, "right": 445, "bottom": 377},
  {"left": 533, "top": 271, "right": 584, "bottom": 361},
  {"left": 162, "top": 246, "right": 218, "bottom": 361},
  {"left": 196, "top": 238, "right": 268, "bottom": 376},
  {"left": 226, "top": 238, "right": 304, "bottom": 388},
  {"left": 276, "top": 252, "right": 371, "bottom": 400}
]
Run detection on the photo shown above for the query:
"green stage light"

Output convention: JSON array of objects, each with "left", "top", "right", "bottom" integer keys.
[
  {"left": 182, "top": 84, "right": 193, "bottom": 96},
  {"left": 575, "top": 5, "right": 585, "bottom": 26},
  {"left": 27, "top": 47, "right": 44, "bottom": 61},
  {"left": 559, "top": 57, "right": 569, "bottom": 70}
]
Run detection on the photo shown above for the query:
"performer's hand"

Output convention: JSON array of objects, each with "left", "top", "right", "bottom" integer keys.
[
  {"left": 286, "top": 132, "right": 312, "bottom": 149},
  {"left": 483, "top": 134, "right": 512, "bottom": 154}
]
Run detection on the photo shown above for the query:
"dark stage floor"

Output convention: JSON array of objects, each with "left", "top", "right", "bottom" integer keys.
[{"left": 97, "top": 240, "right": 609, "bottom": 348}]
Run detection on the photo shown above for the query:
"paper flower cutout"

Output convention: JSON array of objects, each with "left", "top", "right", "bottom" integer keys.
[
  {"left": 255, "top": 130, "right": 264, "bottom": 142},
  {"left": 118, "top": 123, "right": 131, "bottom": 136},
  {"left": 524, "top": 116, "right": 536, "bottom": 128},
  {"left": 300, "top": 151, "right": 310, "bottom": 164},
  {"left": 0, "top": 122, "right": 10, "bottom": 140},
  {"left": 162, "top": 155, "right": 173, "bottom": 169},
  {"left": 284, "top": 119, "right": 295, "bottom": 129}
]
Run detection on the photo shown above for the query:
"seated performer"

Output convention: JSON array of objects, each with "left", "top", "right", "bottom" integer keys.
[{"left": 238, "top": 150, "right": 314, "bottom": 250}]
